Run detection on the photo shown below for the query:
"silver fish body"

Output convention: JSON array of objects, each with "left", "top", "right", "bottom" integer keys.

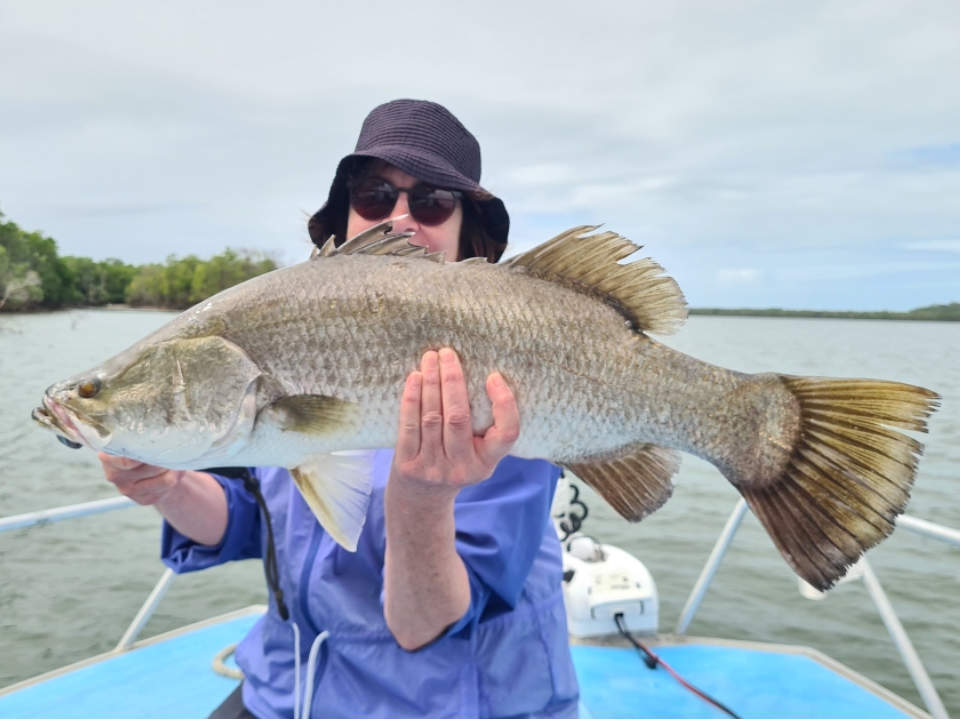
[{"left": 35, "top": 225, "right": 940, "bottom": 588}]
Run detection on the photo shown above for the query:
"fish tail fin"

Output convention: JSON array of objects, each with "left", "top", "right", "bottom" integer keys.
[{"left": 724, "top": 375, "right": 939, "bottom": 591}]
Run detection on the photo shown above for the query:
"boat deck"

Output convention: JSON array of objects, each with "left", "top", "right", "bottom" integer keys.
[{"left": 0, "top": 607, "right": 923, "bottom": 718}]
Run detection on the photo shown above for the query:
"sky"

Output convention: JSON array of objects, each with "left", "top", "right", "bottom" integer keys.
[{"left": 1, "top": 0, "right": 959, "bottom": 311}]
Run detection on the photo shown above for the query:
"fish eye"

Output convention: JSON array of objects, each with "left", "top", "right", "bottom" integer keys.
[{"left": 77, "top": 378, "right": 101, "bottom": 399}]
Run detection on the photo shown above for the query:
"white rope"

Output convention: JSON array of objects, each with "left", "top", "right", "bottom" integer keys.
[
  {"left": 301, "top": 630, "right": 329, "bottom": 719},
  {"left": 211, "top": 642, "right": 244, "bottom": 680},
  {"left": 292, "top": 621, "right": 302, "bottom": 719}
]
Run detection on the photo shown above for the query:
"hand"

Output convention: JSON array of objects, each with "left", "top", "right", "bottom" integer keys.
[
  {"left": 98, "top": 452, "right": 183, "bottom": 506},
  {"left": 390, "top": 348, "right": 520, "bottom": 496}
]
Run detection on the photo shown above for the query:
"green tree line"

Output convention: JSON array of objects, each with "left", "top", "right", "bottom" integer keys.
[
  {"left": 1, "top": 211, "right": 277, "bottom": 311},
  {"left": 689, "top": 304, "right": 960, "bottom": 321}
]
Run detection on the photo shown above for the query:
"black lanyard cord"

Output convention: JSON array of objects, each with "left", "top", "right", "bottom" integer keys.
[{"left": 240, "top": 469, "right": 290, "bottom": 621}]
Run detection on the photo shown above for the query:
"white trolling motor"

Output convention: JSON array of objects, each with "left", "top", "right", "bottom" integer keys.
[
  {"left": 561, "top": 534, "right": 659, "bottom": 638},
  {"left": 552, "top": 477, "right": 659, "bottom": 637}
]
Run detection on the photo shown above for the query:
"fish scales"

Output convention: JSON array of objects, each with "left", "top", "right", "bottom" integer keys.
[
  {"left": 34, "top": 224, "right": 940, "bottom": 588},
  {"left": 191, "top": 253, "right": 659, "bottom": 461}
]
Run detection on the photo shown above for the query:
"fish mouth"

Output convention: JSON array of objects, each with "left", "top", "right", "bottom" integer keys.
[{"left": 35, "top": 395, "right": 109, "bottom": 450}]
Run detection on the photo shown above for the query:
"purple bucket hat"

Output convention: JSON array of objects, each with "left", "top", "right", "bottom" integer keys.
[{"left": 307, "top": 99, "right": 509, "bottom": 261}]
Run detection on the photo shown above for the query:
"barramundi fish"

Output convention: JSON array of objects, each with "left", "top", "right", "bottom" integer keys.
[{"left": 33, "top": 224, "right": 940, "bottom": 590}]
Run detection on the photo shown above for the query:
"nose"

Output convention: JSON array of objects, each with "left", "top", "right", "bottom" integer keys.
[{"left": 390, "top": 193, "right": 420, "bottom": 238}]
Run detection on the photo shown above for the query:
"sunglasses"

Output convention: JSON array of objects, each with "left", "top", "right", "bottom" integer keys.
[{"left": 348, "top": 176, "right": 462, "bottom": 226}]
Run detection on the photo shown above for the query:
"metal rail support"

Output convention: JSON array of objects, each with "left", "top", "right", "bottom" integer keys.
[
  {"left": 861, "top": 559, "right": 948, "bottom": 718},
  {"left": 897, "top": 514, "right": 960, "bottom": 549},
  {"left": 0, "top": 497, "right": 135, "bottom": 533},
  {"left": 675, "top": 497, "right": 748, "bottom": 634},
  {"left": 115, "top": 567, "right": 177, "bottom": 651}
]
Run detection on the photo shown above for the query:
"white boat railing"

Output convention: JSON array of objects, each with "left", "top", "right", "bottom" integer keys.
[
  {"left": 0, "top": 497, "right": 185, "bottom": 653},
  {"left": 0, "top": 496, "right": 135, "bottom": 533},
  {"left": 676, "top": 498, "right": 955, "bottom": 719},
  {"left": 2, "top": 495, "right": 955, "bottom": 717}
]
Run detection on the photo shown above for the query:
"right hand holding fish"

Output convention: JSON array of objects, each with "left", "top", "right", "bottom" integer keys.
[
  {"left": 389, "top": 348, "right": 520, "bottom": 496},
  {"left": 99, "top": 453, "right": 183, "bottom": 506}
]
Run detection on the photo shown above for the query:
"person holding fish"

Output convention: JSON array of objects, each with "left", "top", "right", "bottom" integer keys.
[
  {"left": 40, "top": 97, "right": 937, "bottom": 719},
  {"left": 97, "top": 99, "right": 581, "bottom": 718}
]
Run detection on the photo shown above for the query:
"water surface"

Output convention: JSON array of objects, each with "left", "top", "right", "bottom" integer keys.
[{"left": 1, "top": 310, "right": 957, "bottom": 714}]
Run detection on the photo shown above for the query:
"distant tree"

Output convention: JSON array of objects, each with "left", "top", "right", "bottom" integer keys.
[
  {"left": 101, "top": 259, "right": 137, "bottom": 303},
  {"left": 125, "top": 264, "right": 165, "bottom": 307}
]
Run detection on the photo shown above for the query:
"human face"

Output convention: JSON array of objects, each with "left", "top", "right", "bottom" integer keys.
[{"left": 347, "top": 165, "right": 463, "bottom": 261}]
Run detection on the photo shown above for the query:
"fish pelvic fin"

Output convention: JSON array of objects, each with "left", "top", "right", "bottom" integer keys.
[
  {"left": 565, "top": 443, "right": 680, "bottom": 521},
  {"left": 505, "top": 226, "right": 687, "bottom": 335},
  {"left": 291, "top": 451, "right": 375, "bottom": 551},
  {"left": 727, "top": 375, "right": 940, "bottom": 592}
]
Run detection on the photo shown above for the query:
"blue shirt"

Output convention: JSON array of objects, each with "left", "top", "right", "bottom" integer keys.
[{"left": 162, "top": 450, "right": 580, "bottom": 718}]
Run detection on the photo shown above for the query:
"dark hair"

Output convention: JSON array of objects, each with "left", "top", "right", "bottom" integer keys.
[{"left": 326, "top": 158, "right": 498, "bottom": 262}]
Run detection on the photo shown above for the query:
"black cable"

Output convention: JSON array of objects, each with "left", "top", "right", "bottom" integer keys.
[
  {"left": 241, "top": 470, "right": 290, "bottom": 621},
  {"left": 614, "top": 613, "right": 740, "bottom": 719},
  {"left": 556, "top": 480, "right": 590, "bottom": 542}
]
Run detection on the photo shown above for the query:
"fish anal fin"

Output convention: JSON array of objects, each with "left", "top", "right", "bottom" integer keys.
[
  {"left": 566, "top": 443, "right": 680, "bottom": 522},
  {"left": 291, "top": 451, "right": 374, "bottom": 551},
  {"left": 506, "top": 226, "right": 687, "bottom": 335},
  {"left": 267, "top": 394, "right": 358, "bottom": 435},
  {"left": 725, "top": 375, "right": 940, "bottom": 591}
]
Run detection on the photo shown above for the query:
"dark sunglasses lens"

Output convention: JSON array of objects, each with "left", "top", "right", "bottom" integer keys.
[
  {"left": 350, "top": 179, "right": 398, "bottom": 220},
  {"left": 410, "top": 187, "right": 459, "bottom": 226}
]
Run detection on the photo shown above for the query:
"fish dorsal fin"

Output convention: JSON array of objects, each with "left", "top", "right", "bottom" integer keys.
[
  {"left": 506, "top": 226, "right": 687, "bottom": 335},
  {"left": 309, "top": 235, "right": 337, "bottom": 260},
  {"left": 565, "top": 442, "right": 680, "bottom": 521},
  {"left": 314, "top": 218, "right": 445, "bottom": 263},
  {"left": 291, "top": 451, "right": 374, "bottom": 551}
]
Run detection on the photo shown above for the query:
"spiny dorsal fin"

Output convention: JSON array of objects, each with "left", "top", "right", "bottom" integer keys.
[
  {"left": 565, "top": 442, "right": 680, "bottom": 521},
  {"left": 335, "top": 218, "right": 416, "bottom": 256},
  {"left": 506, "top": 226, "right": 687, "bottom": 335},
  {"left": 312, "top": 218, "right": 445, "bottom": 263},
  {"left": 310, "top": 235, "right": 337, "bottom": 259}
]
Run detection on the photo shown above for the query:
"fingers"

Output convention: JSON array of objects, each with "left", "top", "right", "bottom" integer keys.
[
  {"left": 125, "top": 473, "right": 181, "bottom": 505},
  {"left": 438, "top": 348, "right": 472, "bottom": 461},
  {"left": 98, "top": 451, "right": 175, "bottom": 505},
  {"left": 395, "top": 371, "right": 422, "bottom": 462},
  {"left": 391, "top": 350, "right": 520, "bottom": 488},
  {"left": 419, "top": 350, "right": 443, "bottom": 465},
  {"left": 98, "top": 452, "right": 141, "bottom": 471},
  {"left": 475, "top": 372, "right": 520, "bottom": 466},
  {"left": 99, "top": 452, "right": 149, "bottom": 478}
]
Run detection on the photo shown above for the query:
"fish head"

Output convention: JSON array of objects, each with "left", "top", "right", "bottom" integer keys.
[{"left": 36, "top": 335, "right": 263, "bottom": 468}]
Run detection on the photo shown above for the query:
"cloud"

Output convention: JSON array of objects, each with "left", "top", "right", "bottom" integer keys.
[
  {"left": 0, "top": 0, "right": 958, "bottom": 307},
  {"left": 505, "top": 164, "right": 576, "bottom": 187},
  {"left": 716, "top": 268, "right": 764, "bottom": 285}
]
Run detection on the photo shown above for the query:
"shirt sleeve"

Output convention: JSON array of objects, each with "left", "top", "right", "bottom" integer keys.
[
  {"left": 444, "top": 457, "right": 561, "bottom": 636},
  {"left": 161, "top": 470, "right": 264, "bottom": 573}
]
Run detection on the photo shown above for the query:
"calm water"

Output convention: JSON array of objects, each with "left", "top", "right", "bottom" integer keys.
[{"left": 1, "top": 310, "right": 957, "bottom": 714}]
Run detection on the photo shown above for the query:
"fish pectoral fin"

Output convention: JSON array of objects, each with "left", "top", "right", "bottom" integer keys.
[
  {"left": 291, "top": 451, "right": 375, "bottom": 551},
  {"left": 565, "top": 443, "right": 680, "bottom": 522},
  {"left": 266, "top": 394, "right": 359, "bottom": 435}
]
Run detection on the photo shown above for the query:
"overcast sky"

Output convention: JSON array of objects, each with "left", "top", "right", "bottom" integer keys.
[{"left": 2, "top": 1, "right": 959, "bottom": 310}]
